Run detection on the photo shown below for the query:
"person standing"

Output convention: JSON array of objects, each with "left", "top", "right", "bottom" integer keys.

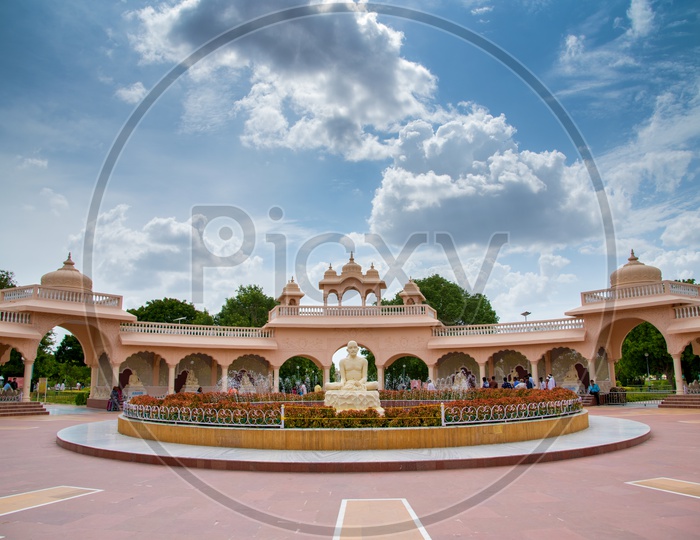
[{"left": 547, "top": 374, "right": 556, "bottom": 390}]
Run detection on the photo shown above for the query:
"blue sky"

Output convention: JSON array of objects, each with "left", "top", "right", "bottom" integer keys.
[{"left": 1, "top": 0, "right": 698, "bottom": 323}]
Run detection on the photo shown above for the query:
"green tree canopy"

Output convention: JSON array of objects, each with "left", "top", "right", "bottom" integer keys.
[
  {"left": 128, "top": 298, "right": 214, "bottom": 325},
  {"left": 0, "top": 269, "right": 17, "bottom": 290},
  {"left": 383, "top": 274, "right": 498, "bottom": 325},
  {"left": 618, "top": 322, "right": 673, "bottom": 384},
  {"left": 55, "top": 334, "right": 84, "bottom": 366},
  {"left": 215, "top": 285, "right": 277, "bottom": 327}
]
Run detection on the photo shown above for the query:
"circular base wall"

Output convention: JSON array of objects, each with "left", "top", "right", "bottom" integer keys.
[{"left": 118, "top": 411, "right": 589, "bottom": 451}]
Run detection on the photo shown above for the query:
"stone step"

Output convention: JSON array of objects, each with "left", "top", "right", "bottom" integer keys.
[
  {"left": 0, "top": 402, "right": 49, "bottom": 416},
  {"left": 659, "top": 395, "right": 700, "bottom": 409}
]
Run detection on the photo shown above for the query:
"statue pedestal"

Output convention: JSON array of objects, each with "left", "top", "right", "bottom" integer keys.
[
  {"left": 324, "top": 389, "right": 384, "bottom": 415},
  {"left": 124, "top": 384, "right": 146, "bottom": 399}
]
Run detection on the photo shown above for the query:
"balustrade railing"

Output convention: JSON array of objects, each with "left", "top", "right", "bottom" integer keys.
[
  {"left": 269, "top": 304, "right": 437, "bottom": 319},
  {"left": 441, "top": 398, "right": 582, "bottom": 425},
  {"left": 0, "top": 311, "right": 31, "bottom": 324},
  {"left": 433, "top": 318, "right": 584, "bottom": 337},
  {"left": 582, "top": 280, "right": 699, "bottom": 304},
  {"left": 675, "top": 305, "right": 700, "bottom": 319},
  {"left": 0, "top": 285, "right": 122, "bottom": 308},
  {"left": 120, "top": 321, "right": 274, "bottom": 338}
]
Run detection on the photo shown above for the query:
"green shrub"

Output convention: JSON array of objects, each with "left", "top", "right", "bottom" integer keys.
[{"left": 74, "top": 392, "right": 88, "bottom": 406}]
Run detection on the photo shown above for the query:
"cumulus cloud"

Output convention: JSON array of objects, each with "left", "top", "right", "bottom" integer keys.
[
  {"left": 626, "top": 0, "right": 655, "bottom": 38},
  {"left": 126, "top": 1, "right": 436, "bottom": 159},
  {"left": 115, "top": 81, "right": 147, "bottom": 104},
  {"left": 17, "top": 156, "right": 48, "bottom": 169},
  {"left": 39, "top": 187, "right": 68, "bottom": 216},
  {"left": 368, "top": 106, "right": 600, "bottom": 248}
]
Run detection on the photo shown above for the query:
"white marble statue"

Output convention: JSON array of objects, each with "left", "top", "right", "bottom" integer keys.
[{"left": 324, "top": 340, "right": 383, "bottom": 414}]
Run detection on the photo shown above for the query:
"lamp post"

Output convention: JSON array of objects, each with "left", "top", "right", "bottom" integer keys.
[
  {"left": 173, "top": 316, "right": 186, "bottom": 324},
  {"left": 521, "top": 311, "right": 531, "bottom": 322},
  {"left": 645, "top": 352, "right": 650, "bottom": 380}
]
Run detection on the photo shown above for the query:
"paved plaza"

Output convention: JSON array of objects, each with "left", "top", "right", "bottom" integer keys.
[{"left": 1, "top": 405, "right": 699, "bottom": 539}]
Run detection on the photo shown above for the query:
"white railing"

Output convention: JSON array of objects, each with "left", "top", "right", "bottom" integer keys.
[
  {"left": 0, "top": 285, "right": 122, "bottom": 308},
  {"left": 123, "top": 402, "right": 283, "bottom": 427},
  {"left": 0, "top": 311, "right": 31, "bottom": 324},
  {"left": 120, "top": 321, "right": 274, "bottom": 338},
  {"left": 433, "top": 318, "right": 584, "bottom": 337},
  {"left": 582, "top": 280, "right": 699, "bottom": 304},
  {"left": 442, "top": 398, "right": 582, "bottom": 425},
  {"left": 0, "top": 391, "right": 23, "bottom": 402},
  {"left": 269, "top": 304, "right": 437, "bottom": 319},
  {"left": 675, "top": 305, "right": 700, "bottom": 319}
]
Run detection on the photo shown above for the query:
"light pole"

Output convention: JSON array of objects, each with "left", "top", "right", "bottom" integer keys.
[
  {"left": 521, "top": 311, "right": 531, "bottom": 322},
  {"left": 173, "top": 316, "right": 186, "bottom": 324},
  {"left": 645, "top": 352, "right": 650, "bottom": 380}
]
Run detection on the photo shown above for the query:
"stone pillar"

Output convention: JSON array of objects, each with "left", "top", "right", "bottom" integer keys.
[
  {"left": 531, "top": 358, "right": 539, "bottom": 388},
  {"left": 152, "top": 357, "right": 160, "bottom": 388},
  {"left": 376, "top": 365, "right": 385, "bottom": 390},
  {"left": 671, "top": 352, "right": 684, "bottom": 395},
  {"left": 478, "top": 362, "right": 486, "bottom": 382},
  {"left": 608, "top": 359, "right": 616, "bottom": 386},
  {"left": 21, "top": 357, "right": 35, "bottom": 403},
  {"left": 428, "top": 364, "right": 437, "bottom": 385},
  {"left": 111, "top": 363, "right": 120, "bottom": 388},
  {"left": 323, "top": 366, "right": 330, "bottom": 386},
  {"left": 587, "top": 357, "right": 596, "bottom": 383},
  {"left": 488, "top": 357, "right": 494, "bottom": 378},
  {"left": 545, "top": 351, "right": 552, "bottom": 377},
  {"left": 167, "top": 364, "right": 176, "bottom": 394},
  {"left": 275, "top": 367, "right": 282, "bottom": 393},
  {"left": 90, "top": 365, "right": 99, "bottom": 397}
]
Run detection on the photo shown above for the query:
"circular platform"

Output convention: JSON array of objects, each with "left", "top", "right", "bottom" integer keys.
[{"left": 56, "top": 414, "right": 650, "bottom": 473}]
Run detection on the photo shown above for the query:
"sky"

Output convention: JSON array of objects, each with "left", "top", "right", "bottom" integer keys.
[{"left": 1, "top": 0, "right": 699, "bottom": 325}]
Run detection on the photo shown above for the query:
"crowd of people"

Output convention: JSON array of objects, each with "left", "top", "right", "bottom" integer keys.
[{"left": 474, "top": 373, "right": 558, "bottom": 390}]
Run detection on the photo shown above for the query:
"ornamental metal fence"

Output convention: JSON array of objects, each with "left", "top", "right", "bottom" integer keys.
[
  {"left": 440, "top": 398, "right": 582, "bottom": 426},
  {"left": 123, "top": 398, "right": 583, "bottom": 429},
  {"left": 122, "top": 402, "right": 284, "bottom": 428},
  {"left": 0, "top": 392, "right": 22, "bottom": 402}
]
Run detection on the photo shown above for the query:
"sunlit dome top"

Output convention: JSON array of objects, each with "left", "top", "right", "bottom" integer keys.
[
  {"left": 610, "top": 250, "right": 662, "bottom": 288},
  {"left": 365, "top": 263, "right": 380, "bottom": 278},
  {"left": 324, "top": 264, "right": 338, "bottom": 278},
  {"left": 40, "top": 253, "right": 93, "bottom": 292},
  {"left": 340, "top": 253, "right": 362, "bottom": 275}
]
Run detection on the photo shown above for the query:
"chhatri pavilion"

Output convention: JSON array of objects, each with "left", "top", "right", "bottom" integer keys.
[{"left": 0, "top": 251, "right": 698, "bottom": 405}]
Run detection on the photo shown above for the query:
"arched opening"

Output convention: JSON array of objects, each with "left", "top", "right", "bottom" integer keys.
[
  {"left": 384, "top": 355, "right": 428, "bottom": 390},
  {"left": 279, "top": 356, "right": 323, "bottom": 394},
  {"left": 436, "top": 352, "right": 478, "bottom": 388},
  {"left": 227, "top": 354, "right": 271, "bottom": 393},
  {"left": 550, "top": 347, "right": 588, "bottom": 392},
  {"left": 617, "top": 321, "right": 674, "bottom": 387},
  {"left": 340, "top": 287, "right": 361, "bottom": 306},
  {"left": 176, "top": 353, "right": 216, "bottom": 392},
  {"left": 492, "top": 350, "right": 528, "bottom": 385}
]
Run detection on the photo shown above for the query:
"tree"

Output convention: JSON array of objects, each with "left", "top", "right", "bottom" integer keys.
[
  {"left": 383, "top": 274, "right": 499, "bottom": 325},
  {"left": 216, "top": 285, "right": 277, "bottom": 327},
  {"left": 55, "top": 334, "right": 84, "bottom": 366},
  {"left": 128, "top": 298, "right": 214, "bottom": 325},
  {"left": 618, "top": 322, "right": 673, "bottom": 385},
  {"left": 0, "top": 269, "right": 17, "bottom": 290}
]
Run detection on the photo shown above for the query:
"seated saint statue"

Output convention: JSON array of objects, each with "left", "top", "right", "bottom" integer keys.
[
  {"left": 127, "top": 372, "right": 143, "bottom": 387},
  {"left": 324, "top": 341, "right": 378, "bottom": 391}
]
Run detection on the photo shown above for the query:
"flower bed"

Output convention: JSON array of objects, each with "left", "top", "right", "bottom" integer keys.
[{"left": 126, "top": 388, "right": 581, "bottom": 429}]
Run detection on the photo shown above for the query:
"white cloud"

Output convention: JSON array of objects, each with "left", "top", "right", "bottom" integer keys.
[
  {"left": 115, "top": 81, "right": 147, "bottom": 104},
  {"left": 39, "top": 187, "right": 68, "bottom": 216},
  {"left": 368, "top": 106, "right": 601, "bottom": 248},
  {"left": 661, "top": 214, "right": 700, "bottom": 249},
  {"left": 626, "top": 0, "right": 655, "bottom": 38},
  {"left": 17, "top": 156, "right": 48, "bottom": 169}
]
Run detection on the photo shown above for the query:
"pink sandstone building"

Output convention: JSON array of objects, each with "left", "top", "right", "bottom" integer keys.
[{"left": 0, "top": 251, "right": 698, "bottom": 404}]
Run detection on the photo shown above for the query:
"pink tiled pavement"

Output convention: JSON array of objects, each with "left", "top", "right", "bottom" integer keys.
[{"left": 1, "top": 404, "right": 699, "bottom": 539}]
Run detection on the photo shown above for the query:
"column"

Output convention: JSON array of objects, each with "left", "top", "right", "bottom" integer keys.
[
  {"left": 428, "top": 364, "right": 437, "bottom": 385},
  {"left": 274, "top": 367, "right": 281, "bottom": 393},
  {"left": 152, "top": 357, "right": 160, "bottom": 388},
  {"left": 111, "top": 363, "right": 120, "bottom": 388},
  {"left": 671, "top": 352, "right": 684, "bottom": 395},
  {"left": 167, "top": 364, "right": 176, "bottom": 394},
  {"left": 376, "top": 365, "right": 385, "bottom": 390},
  {"left": 478, "top": 362, "right": 486, "bottom": 382},
  {"left": 587, "top": 357, "right": 596, "bottom": 385},
  {"left": 608, "top": 359, "right": 616, "bottom": 386},
  {"left": 21, "top": 357, "right": 35, "bottom": 403},
  {"left": 544, "top": 351, "right": 552, "bottom": 377},
  {"left": 531, "top": 358, "right": 539, "bottom": 388},
  {"left": 322, "top": 366, "right": 330, "bottom": 386},
  {"left": 218, "top": 361, "right": 232, "bottom": 392},
  {"left": 90, "top": 365, "right": 99, "bottom": 397}
]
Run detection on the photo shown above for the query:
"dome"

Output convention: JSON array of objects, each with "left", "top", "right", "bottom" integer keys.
[
  {"left": 41, "top": 254, "right": 93, "bottom": 292},
  {"left": 610, "top": 250, "right": 662, "bottom": 288},
  {"left": 366, "top": 263, "right": 380, "bottom": 278},
  {"left": 340, "top": 253, "right": 362, "bottom": 275},
  {"left": 324, "top": 264, "right": 337, "bottom": 278}
]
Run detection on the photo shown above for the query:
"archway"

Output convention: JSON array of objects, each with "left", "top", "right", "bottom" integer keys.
[
  {"left": 436, "top": 352, "right": 478, "bottom": 386},
  {"left": 385, "top": 355, "right": 428, "bottom": 390},
  {"left": 492, "top": 350, "right": 528, "bottom": 385},
  {"left": 228, "top": 355, "right": 272, "bottom": 393},
  {"left": 279, "top": 356, "right": 323, "bottom": 393}
]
